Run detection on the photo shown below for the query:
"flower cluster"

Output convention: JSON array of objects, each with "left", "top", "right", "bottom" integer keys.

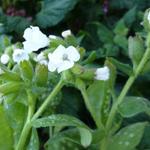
[{"left": 0, "top": 26, "right": 110, "bottom": 80}]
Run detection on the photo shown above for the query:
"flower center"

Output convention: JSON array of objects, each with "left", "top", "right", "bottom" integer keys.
[{"left": 62, "top": 53, "right": 69, "bottom": 61}]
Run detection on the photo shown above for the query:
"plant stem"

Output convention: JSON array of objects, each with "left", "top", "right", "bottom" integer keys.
[
  {"left": 32, "top": 79, "right": 64, "bottom": 120},
  {"left": 106, "top": 48, "right": 150, "bottom": 131},
  {"left": 16, "top": 90, "right": 35, "bottom": 150},
  {"left": 16, "top": 80, "right": 64, "bottom": 150}
]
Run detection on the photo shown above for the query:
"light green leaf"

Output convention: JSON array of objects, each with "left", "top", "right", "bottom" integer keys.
[
  {"left": 78, "top": 128, "right": 92, "bottom": 147},
  {"left": 27, "top": 128, "right": 39, "bottom": 150},
  {"left": 20, "top": 61, "right": 33, "bottom": 81},
  {"left": 0, "top": 105, "right": 13, "bottom": 150},
  {"left": 32, "top": 114, "right": 92, "bottom": 147},
  {"left": 118, "top": 96, "right": 150, "bottom": 117},
  {"left": 114, "top": 19, "right": 129, "bottom": 36},
  {"left": 108, "top": 122, "right": 147, "bottom": 150},
  {"left": 87, "top": 61, "right": 116, "bottom": 126},
  {"left": 128, "top": 36, "right": 145, "bottom": 69},
  {"left": 3, "top": 100, "right": 27, "bottom": 147},
  {"left": 36, "top": 0, "right": 78, "bottom": 28}
]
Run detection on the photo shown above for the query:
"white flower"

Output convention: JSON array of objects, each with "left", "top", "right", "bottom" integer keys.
[
  {"left": 49, "top": 35, "right": 57, "bottom": 39},
  {"left": 13, "top": 49, "right": 29, "bottom": 64},
  {"left": 0, "top": 54, "right": 10, "bottom": 64},
  {"left": 48, "top": 45, "right": 80, "bottom": 73},
  {"left": 61, "top": 30, "right": 72, "bottom": 38},
  {"left": 23, "top": 26, "right": 49, "bottom": 53},
  {"left": 148, "top": 12, "right": 150, "bottom": 23},
  {"left": 95, "top": 66, "right": 110, "bottom": 81}
]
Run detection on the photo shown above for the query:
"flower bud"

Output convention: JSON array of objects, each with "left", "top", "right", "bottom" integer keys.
[
  {"left": 34, "top": 64, "right": 48, "bottom": 86},
  {"left": 0, "top": 54, "right": 10, "bottom": 64}
]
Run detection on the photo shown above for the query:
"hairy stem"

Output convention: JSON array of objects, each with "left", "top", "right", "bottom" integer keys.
[
  {"left": 15, "top": 79, "right": 64, "bottom": 150},
  {"left": 106, "top": 48, "right": 150, "bottom": 131}
]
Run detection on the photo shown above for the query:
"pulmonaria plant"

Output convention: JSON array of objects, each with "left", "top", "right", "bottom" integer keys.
[{"left": 0, "top": 9, "right": 150, "bottom": 150}]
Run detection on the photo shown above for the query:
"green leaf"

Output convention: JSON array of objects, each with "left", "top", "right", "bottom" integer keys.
[
  {"left": 114, "top": 35, "right": 128, "bottom": 55},
  {"left": 34, "top": 64, "right": 48, "bottom": 87},
  {"left": 123, "top": 7, "right": 137, "bottom": 27},
  {"left": 0, "top": 105, "right": 13, "bottom": 150},
  {"left": 96, "top": 22, "right": 114, "bottom": 43},
  {"left": 128, "top": 36, "right": 145, "bottom": 69},
  {"left": 87, "top": 62, "right": 116, "bottom": 126},
  {"left": 3, "top": 101, "right": 27, "bottom": 146},
  {"left": 78, "top": 128, "right": 92, "bottom": 147},
  {"left": 27, "top": 128, "right": 39, "bottom": 150},
  {"left": 118, "top": 96, "right": 150, "bottom": 117},
  {"left": 114, "top": 19, "right": 129, "bottom": 36},
  {"left": 108, "top": 122, "right": 147, "bottom": 150},
  {"left": 0, "top": 82, "right": 22, "bottom": 95},
  {"left": 32, "top": 114, "right": 92, "bottom": 147},
  {"left": 108, "top": 57, "right": 132, "bottom": 76},
  {"left": 36, "top": 0, "right": 79, "bottom": 28},
  {"left": 45, "top": 128, "right": 83, "bottom": 150},
  {"left": 20, "top": 61, "right": 33, "bottom": 81}
]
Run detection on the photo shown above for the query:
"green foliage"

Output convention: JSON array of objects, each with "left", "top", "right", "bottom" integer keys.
[
  {"left": 108, "top": 122, "right": 147, "bottom": 150},
  {"left": 118, "top": 96, "right": 150, "bottom": 117},
  {"left": 36, "top": 0, "right": 79, "bottom": 28},
  {"left": 0, "top": 105, "right": 13, "bottom": 150},
  {"left": 32, "top": 114, "right": 92, "bottom": 147}
]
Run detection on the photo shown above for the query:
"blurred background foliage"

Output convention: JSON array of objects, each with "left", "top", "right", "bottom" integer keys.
[{"left": 0, "top": 0, "right": 150, "bottom": 149}]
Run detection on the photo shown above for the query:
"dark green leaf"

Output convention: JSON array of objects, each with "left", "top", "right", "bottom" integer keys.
[
  {"left": 36, "top": 0, "right": 79, "bottom": 28},
  {"left": 32, "top": 114, "right": 92, "bottom": 147}
]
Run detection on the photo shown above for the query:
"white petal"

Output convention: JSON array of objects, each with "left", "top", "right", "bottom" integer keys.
[
  {"left": 0, "top": 54, "right": 10, "bottom": 64},
  {"left": 95, "top": 66, "right": 110, "bottom": 81},
  {"left": 148, "top": 12, "right": 150, "bottom": 23},
  {"left": 66, "top": 46, "right": 80, "bottom": 62},
  {"left": 13, "top": 49, "right": 29, "bottom": 64},
  {"left": 57, "top": 60, "right": 74, "bottom": 73},
  {"left": 23, "top": 27, "right": 32, "bottom": 40},
  {"left": 61, "top": 30, "right": 72, "bottom": 38},
  {"left": 23, "top": 26, "right": 49, "bottom": 52},
  {"left": 48, "top": 62, "right": 57, "bottom": 72},
  {"left": 53, "top": 45, "right": 66, "bottom": 58},
  {"left": 49, "top": 35, "right": 57, "bottom": 39}
]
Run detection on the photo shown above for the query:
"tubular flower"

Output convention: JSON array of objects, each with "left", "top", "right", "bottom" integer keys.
[
  {"left": 23, "top": 26, "right": 49, "bottom": 53},
  {"left": 95, "top": 66, "right": 110, "bottom": 81}
]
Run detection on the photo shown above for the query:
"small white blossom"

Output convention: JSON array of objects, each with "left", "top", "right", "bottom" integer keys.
[
  {"left": 0, "top": 54, "right": 10, "bottom": 64},
  {"left": 13, "top": 49, "right": 29, "bottom": 64},
  {"left": 49, "top": 35, "right": 57, "bottom": 39},
  {"left": 95, "top": 66, "right": 110, "bottom": 81},
  {"left": 23, "top": 26, "right": 49, "bottom": 53},
  {"left": 61, "top": 30, "right": 72, "bottom": 38},
  {"left": 148, "top": 12, "right": 150, "bottom": 23},
  {"left": 48, "top": 45, "right": 80, "bottom": 73}
]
